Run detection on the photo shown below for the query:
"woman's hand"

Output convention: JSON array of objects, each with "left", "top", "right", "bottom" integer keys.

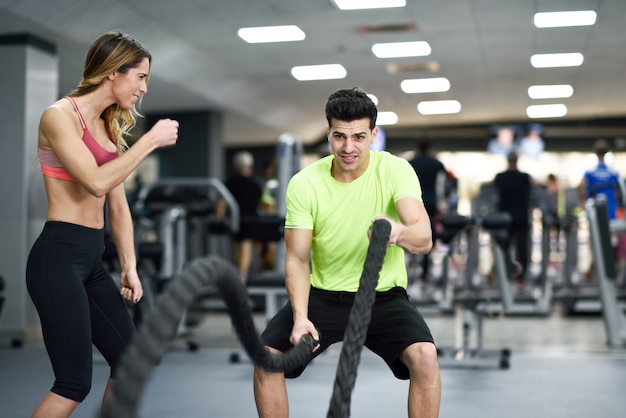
[{"left": 120, "top": 269, "right": 143, "bottom": 304}]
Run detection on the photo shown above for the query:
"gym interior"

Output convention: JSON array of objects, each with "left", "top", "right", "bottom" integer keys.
[{"left": 2, "top": 2, "right": 626, "bottom": 417}]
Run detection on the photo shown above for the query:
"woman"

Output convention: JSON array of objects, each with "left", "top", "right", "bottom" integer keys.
[{"left": 26, "top": 31, "right": 179, "bottom": 417}]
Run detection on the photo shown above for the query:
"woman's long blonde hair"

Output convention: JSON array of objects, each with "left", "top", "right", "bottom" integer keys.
[{"left": 68, "top": 31, "right": 152, "bottom": 152}]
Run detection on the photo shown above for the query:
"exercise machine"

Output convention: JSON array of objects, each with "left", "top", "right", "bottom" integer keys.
[
  {"left": 229, "top": 133, "right": 301, "bottom": 364},
  {"left": 131, "top": 177, "right": 239, "bottom": 349},
  {"left": 584, "top": 196, "right": 626, "bottom": 348},
  {"left": 435, "top": 212, "right": 512, "bottom": 369},
  {"left": 245, "top": 133, "right": 302, "bottom": 321},
  {"left": 550, "top": 188, "right": 603, "bottom": 315}
]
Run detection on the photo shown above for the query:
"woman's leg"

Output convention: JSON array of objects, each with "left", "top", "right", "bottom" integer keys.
[
  {"left": 26, "top": 226, "right": 98, "bottom": 415},
  {"left": 87, "top": 262, "right": 136, "bottom": 387},
  {"left": 31, "top": 392, "right": 80, "bottom": 418}
]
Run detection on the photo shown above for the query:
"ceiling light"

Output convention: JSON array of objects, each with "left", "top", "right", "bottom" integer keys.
[
  {"left": 376, "top": 111, "right": 398, "bottom": 125},
  {"left": 401, "top": 77, "right": 450, "bottom": 94},
  {"left": 417, "top": 100, "right": 461, "bottom": 115},
  {"left": 372, "top": 41, "right": 431, "bottom": 58},
  {"left": 534, "top": 11, "right": 597, "bottom": 28},
  {"left": 526, "top": 104, "right": 567, "bottom": 118},
  {"left": 530, "top": 53, "right": 584, "bottom": 68},
  {"left": 528, "top": 84, "right": 574, "bottom": 99},
  {"left": 290, "top": 64, "right": 347, "bottom": 81},
  {"left": 331, "top": 0, "right": 406, "bottom": 10},
  {"left": 237, "top": 25, "right": 305, "bottom": 43}
]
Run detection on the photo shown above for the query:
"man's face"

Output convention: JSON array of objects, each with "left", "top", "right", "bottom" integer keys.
[{"left": 327, "top": 118, "right": 377, "bottom": 180}]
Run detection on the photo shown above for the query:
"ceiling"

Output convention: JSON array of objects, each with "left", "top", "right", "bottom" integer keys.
[{"left": 1, "top": 0, "right": 626, "bottom": 147}]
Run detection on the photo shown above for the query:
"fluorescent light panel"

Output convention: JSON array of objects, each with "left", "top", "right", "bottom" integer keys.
[
  {"left": 372, "top": 41, "right": 431, "bottom": 58},
  {"left": 238, "top": 25, "right": 305, "bottom": 43},
  {"left": 417, "top": 100, "right": 461, "bottom": 115},
  {"left": 534, "top": 11, "right": 597, "bottom": 28},
  {"left": 528, "top": 84, "right": 574, "bottom": 99},
  {"left": 376, "top": 111, "right": 398, "bottom": 125},
  {"left": 401, "top": 77, "right": 450, "bottom": 94},
  {"left": 526, "top": 104, "right": 567, "bottom": 118},
  {"left": 331, "top": 0, "right": 406, "bottom": 10},
  {"left": 531, "top": 53, "right": 584, "bottom": 68},
  {"left": 290, "top": 64, "right": 347, "bottom": 81}
]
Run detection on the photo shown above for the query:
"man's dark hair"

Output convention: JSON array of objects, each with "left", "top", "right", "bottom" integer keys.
[
  {"left": 325, "top": 87, "right": 377, "bottom": 130},
  {"left": 507, "top": 151, "right": 519, "bottom": 164},
  {"left": 417, "top": 139, "right": 432, "bottom": 154}
]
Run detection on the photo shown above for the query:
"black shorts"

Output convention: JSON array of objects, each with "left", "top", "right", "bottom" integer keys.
[
  {"left": 234, "top": 218, "right": 258, "bottom": 241},
  {"left": 260, "top": 286, "right": 435, "bottom": 379}
]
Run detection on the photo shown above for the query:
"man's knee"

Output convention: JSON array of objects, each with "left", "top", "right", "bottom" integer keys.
[{"left": 402, "top": 342, "right": 440, "bottom": 375}]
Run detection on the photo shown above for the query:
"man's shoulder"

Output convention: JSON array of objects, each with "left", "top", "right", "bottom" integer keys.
[
  {"left": 377, "top": 150, "right": 407, "bottom": 164},
  {"left": 376, "top": 151, "right": 414, "bottom": 173}
]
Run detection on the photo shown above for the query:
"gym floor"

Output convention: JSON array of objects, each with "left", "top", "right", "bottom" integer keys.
[{"left": 1, "top": 304, "right": 625, "bottom": 418}]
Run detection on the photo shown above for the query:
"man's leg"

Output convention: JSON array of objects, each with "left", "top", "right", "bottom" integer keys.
[
  {"left": 253, "top": 347, "right": 289, "bottom": 418},
  {"left": 400, "top": 342, "right": 441, "bottom": 418},
  {"left": 236, "top": 239, "right": 254, "bottom": 283}
]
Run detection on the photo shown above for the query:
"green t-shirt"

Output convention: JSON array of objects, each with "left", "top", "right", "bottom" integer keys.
[{"left": 285, "top": 150, "right": 423, "bottom": 292}]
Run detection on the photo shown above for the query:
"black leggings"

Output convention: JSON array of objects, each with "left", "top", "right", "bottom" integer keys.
[{"left": 26, "top": 221, "right": 135, "bottom": 402}]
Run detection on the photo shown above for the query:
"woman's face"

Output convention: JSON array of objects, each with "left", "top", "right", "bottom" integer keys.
[{"left": 112, "top": 57, "right": 150, "bottom": 109}]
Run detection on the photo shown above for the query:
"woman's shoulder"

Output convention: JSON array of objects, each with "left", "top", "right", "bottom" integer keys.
[
  {"left": 39, "top": 99, "right": 81, "bottom": 145},
  {"left": 41, "top": 98, "right": 73, "bottom": 123}
]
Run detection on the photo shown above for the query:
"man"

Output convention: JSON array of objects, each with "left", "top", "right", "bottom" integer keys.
[
  {"left": 409, "top": 139, "right": 447, "bottom": 280},
  {"left": 216, "top": 151, "right": 263, "bottom": 283},
  {"left": 579, "top": 139, "right": 622, "bottom": 219},
  {"left": 487, "top": 125, "right": 517, "bottom": 156},
  {"left": 578, "top": 139, "right": 625, "bottom": 279},
  {"left": 493, "top": 151, "right": 532, "bottom": 284},
  {"left": 253, "top": 87, "right": 441, "bottom": 417}
]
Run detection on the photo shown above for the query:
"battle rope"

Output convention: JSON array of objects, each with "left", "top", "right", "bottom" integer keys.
[
  {"left": 99, "top": 219, "right": 390, "bottom": 418},
  {"left": 327, "top": 218, "right": 391, "bottom": 418},
  {"left": 99, "top": 256, "right": 317, "bottom": 418}
]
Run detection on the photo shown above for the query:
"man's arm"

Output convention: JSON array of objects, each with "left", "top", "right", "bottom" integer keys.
[
  {"left": 283, "top": 228, "right": 319, "bottom": 343},
  {"left": 435, "top": 169, "right": 447, "bottom": 214},
  {"left": 374, "top": 197, "right": 432, "bottom": 255},
  {"left": 215, "top": 197, "right": 227, "bottom": 220}
]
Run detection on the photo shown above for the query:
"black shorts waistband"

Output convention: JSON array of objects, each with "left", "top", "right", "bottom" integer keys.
[
  {"left": 310, "top": 286, "right": 407, "bottom": 303},
  {"left": 38, "top": 221, "right": 105, "bottom": 248}
]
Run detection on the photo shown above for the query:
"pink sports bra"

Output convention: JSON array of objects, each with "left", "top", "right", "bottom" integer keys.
[{"left": 39, "top": 96, "right": 119, "bottom": 182}]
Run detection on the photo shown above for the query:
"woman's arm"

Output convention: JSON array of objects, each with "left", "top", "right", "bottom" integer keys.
[
  {"left": 40, "top": 105, "right": 178, "bottom": 197},
  {"left": 107, "top": 183, "right": 143, "bottom": 303}
]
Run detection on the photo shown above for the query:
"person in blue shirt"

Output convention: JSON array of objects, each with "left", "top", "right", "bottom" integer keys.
[
  {"left": 579, "top": 139, "right": 622, "bottom": 219},
  {"left": 579, "top": 139, "right": 626, "bottom": 280}
]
